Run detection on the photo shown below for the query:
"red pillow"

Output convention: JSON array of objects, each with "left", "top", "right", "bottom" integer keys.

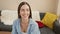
[{"left": 36, "top": 21, "right": 44, "bottom": 28}]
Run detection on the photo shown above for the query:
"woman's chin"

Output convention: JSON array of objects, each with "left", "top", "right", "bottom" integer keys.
[{"left": 22, "top": 17, "right": 28, "bottom": 19}]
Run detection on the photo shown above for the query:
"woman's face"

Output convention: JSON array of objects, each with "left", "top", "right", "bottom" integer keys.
[{"left": 20, "top": 4, "right": 30, "bottom": 19}]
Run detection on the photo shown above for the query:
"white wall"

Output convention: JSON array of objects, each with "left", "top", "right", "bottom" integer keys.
[
  {"left": 57, "top": 0, "right": 60, "bottom": 19},
  {"left": 0, "top": 0, "right": 58, "bottom": 14},
  {"left": 0, "top": 0, "right": 19, "bottom": 10}
]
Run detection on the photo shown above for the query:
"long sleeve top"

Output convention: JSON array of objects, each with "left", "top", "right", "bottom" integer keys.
[{"left": 11, "top": 18, "right": 40, "bottom": 34}]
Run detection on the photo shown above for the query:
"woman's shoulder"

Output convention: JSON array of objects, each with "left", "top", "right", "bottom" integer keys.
[
  {"left": 30, "top": 18, "right": 38, "bottom": 26},
  {"left": 13, "top": 18, "right": 20, "bottom": 25}
]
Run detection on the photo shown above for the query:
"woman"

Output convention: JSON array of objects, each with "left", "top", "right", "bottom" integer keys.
[{"left": 12, "top": 1, "right": 40, "bottom": 34}]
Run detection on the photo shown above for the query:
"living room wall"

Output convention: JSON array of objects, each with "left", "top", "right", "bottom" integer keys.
[
  {"left": 57, "top": 0, "right": 60, "bottom": 19},
  {"left": 0, "top": 0, "right": 58, "bottom": 14}
]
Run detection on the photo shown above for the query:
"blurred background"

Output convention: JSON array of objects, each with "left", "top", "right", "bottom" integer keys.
[{"left": 0, "top": 0, "right": 60, "bottom": 34}]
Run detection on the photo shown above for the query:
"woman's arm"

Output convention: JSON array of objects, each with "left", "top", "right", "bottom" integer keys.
[
  {"left": 31, "top": 24, "right": 41, "bottom": 34},
  {"left": 11, "top": 21, "right": 18, "bottom": 34}
]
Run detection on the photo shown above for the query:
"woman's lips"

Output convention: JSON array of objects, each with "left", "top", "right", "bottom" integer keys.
[{"left": 23, "top": 15, "right": 28, "bottom": 17}]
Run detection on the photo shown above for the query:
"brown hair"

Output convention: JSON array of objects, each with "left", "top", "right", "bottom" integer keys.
[
  {"left": 0, "top": 11, "right": 1, "bottom": 16},
  {"left": 18, "top": 2, "right": 32, "bottom": 18}
]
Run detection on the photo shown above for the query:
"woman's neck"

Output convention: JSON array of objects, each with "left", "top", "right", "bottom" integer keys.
[{"left": 21, "top": 18, "right": 29, "bottom": 23}]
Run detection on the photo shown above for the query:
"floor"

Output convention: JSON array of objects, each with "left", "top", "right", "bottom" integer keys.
[{"left": 0, "top": 31, "right": 11, "bottom": 34}]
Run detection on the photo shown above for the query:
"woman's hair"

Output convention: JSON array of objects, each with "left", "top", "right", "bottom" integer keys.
[
  {"left": 18, "top": 2, "right": 32, "bottom": 18},
  {"left": 0, "top": 11, "right": 1, "bottom": 16}
]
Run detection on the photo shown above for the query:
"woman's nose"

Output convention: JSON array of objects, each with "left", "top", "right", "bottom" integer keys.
[{"left": 24, "top": 10, "right": 27, "bottom": 13}]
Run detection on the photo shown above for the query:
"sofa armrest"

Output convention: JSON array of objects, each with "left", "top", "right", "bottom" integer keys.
[
  {"left": 53, "top": 20, "right": 60, "bottom": 34},
  {"left": 0, "top": 25, "right": 12, "bottom": 32}
]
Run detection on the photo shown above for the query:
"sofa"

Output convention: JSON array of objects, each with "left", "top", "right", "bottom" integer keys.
[{"left": 0, "top": 11, "right": 60, "bottom": 34}]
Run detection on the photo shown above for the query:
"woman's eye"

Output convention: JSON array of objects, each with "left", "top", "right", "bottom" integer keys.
[
  {"left": 26, "top": 9, "right": 29, "bottom": 11},
  {"left": 21, "top": 9, "right": 25, "bottom": 11}
]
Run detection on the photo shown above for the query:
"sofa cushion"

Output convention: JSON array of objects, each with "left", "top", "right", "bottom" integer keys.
[
  {"left": 41, "top": 12, "right": 58, "bottom": 29},
  {"left": 40, "top": 13, "right": 45, "bottom": 20},
  {"left": 36, "top": 21, "right": 44, "bottom": 28},
  {"left": 1, "top": 10, "right": 18, "bottom": 25},
  {"left": 32, "top": 11, "right": 40, "bottom": 21}
]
